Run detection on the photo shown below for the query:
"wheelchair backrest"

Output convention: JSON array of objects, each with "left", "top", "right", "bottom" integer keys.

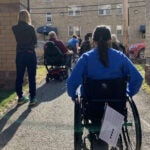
[
  {"left": 44, "top": 41, "right": 65, "bottom": 66},
  {"left": 83, "top": 77, "right": 127, "bottom": 102}
]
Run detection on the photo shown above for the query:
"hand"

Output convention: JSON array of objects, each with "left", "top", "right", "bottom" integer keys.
[
  {"left": 72, "top": 97, "right": 79, "bottom": 103},
  {"left": 67, "top": 50, "right": 74, "bottom": 55}
]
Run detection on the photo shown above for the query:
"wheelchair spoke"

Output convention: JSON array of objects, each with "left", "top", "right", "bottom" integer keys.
[{"left": 122, "top": 98, "right": 142, "bottom": 150}]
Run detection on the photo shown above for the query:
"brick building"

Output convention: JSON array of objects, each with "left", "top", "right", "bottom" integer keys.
[
  {"left": 0, "top": 0, "right": 148, "bottom": 90},
  {"left": 0, "top": 0, "right": 28, "bottom": 89},
  {"left": 145, "top": 0, "right": 150, "bottom": 85},
  {"left": 30, "top": 0, "right": 146, "bottom": 45}
]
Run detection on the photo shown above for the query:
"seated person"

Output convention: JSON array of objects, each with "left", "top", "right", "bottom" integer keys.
[
  {"left": 66, "top": 25, "right": 143, "bottom": 149},
  {"left": 44, "top": 31, "right": 73, "bottom": 67}
]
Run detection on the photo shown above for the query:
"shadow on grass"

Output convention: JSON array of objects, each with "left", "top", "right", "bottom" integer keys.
[{"left": 0, "top": 90, "right": 15, "bottom": 102}]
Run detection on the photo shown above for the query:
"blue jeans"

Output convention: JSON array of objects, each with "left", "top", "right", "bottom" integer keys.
[{"left": 15, "top": 51, "right": 37, "bottom": 100}]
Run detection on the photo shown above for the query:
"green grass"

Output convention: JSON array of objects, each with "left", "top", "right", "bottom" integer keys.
[
  {"left": 135, "top": 64, "right": 150, "bottom": 94},
  {"left": 0, "top": 64, "right": 150, "bottom": 113},
  {"left": 0, "top": 90, "right": 16, "bottom": 111},
  {"left": 0, "top": 65, "right": 46, "bottom": 113}
]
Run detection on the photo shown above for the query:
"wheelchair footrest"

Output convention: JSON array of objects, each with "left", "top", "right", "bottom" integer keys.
[{"left": 123, "top": 122, "right": 133, "bottom": 127}]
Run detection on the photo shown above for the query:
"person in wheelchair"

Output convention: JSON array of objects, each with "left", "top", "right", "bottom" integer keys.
[
  {"left": 45, "top": 31, "right": 73, "bottom": 68},
  {"left": 67, "top": 25, "right": 143, "bottom": 149}
]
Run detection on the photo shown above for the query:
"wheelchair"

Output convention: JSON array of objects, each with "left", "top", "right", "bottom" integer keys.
[
  {"left": 44, "top": 41, "right": 68, "bottom": 82},
  {"left": 74, "top": 77, "right": 142, "bottom": 150}
]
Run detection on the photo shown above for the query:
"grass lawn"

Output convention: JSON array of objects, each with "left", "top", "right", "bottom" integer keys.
[
  {"left": 135, "top": 64, "right": 150, "bottom": 94},
  {"left": 0, "top": 64, "right": 150, "bottom": 114},
  {"left": 0, "top": 65, "right": 47, "bottom": 114}
]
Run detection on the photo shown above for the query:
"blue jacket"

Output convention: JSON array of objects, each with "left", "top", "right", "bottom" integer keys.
[
  {"left": 67, "top": 48, "right": 143, "bottom": 100},
  {"left": 67, "top": 38, "right": 79, "bottom": 51}
]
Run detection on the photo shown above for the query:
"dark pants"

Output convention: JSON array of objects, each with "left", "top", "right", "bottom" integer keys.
[
  {"left": 85, "top": 101, "right": 126, "bottom": 149},
  {"left": 15, "top": 51, "right": 37, "bottom": 100},
  {"left": 65, "top": 55, "right": 72, "bottom": 68}
]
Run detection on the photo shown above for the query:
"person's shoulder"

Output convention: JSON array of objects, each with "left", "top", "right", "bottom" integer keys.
[
  {"left": 27, "top": 24, "right": 35, "bottom": 30},
  {"left": 83, "top": 48, "right": 95, "bottom": 55},
  {"left": 110, "top": 48, "right": 124, "bottom": 55},
  {"left": 109, "top": 48, "right": 128, "bottom": 62},
  {"left": 12, "top": 24, "right": 18, "bottom": 31},
  {"left": 57, "top": 39, "right": 64, "bottom": 44}
]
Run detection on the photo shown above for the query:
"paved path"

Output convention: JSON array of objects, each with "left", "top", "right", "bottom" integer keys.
[{"left": 0, "top": 79, "right": 149, "bottom": 150}]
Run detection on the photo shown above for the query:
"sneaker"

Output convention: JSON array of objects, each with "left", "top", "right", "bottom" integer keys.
[
  {"left": 29, "top": 97, "right": 38, "bottom": 106},
  {"left": 18, "top": 96, "right": 29, "bottom": 105}
]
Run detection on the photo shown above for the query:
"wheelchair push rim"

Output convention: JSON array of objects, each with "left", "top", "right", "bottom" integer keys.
[
  {"left": 122, "top": 97, "right": 142, "bottom": 150},
  {"left": 74, "top": 102, "right": 83, "bottom": 150}
]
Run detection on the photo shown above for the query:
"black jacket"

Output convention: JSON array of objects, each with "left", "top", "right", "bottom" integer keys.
[
  {"left": 12, "top": 21, "right": 37, "bottom": 52},
  {"left": 112, "top": 42, "right": 125, "bottom": 53}
]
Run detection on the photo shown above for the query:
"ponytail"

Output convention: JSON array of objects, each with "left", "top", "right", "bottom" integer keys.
[
  {"left": 93, "top": 26, "right": 111, "bottom": 67},
  {"left": 98, "top": 39, "right": 109, "bottom": 67}
]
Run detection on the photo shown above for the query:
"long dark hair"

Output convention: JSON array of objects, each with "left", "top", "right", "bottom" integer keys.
[{"left": 92, "top": 25, "right": 111, "bottom": 67}]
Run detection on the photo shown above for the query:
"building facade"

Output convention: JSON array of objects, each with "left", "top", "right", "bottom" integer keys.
[
  {"left": 30, "top": 0, "right": 146, "bottom": 45},
  {"left": 145, "top": 0, "right": 150, "bottom": 85},
  {"left": 0, "top": 0, "right": 28, "bottom": 89},
  {"left": 0, "top": 0, "right": 147, "bottom": 89}
]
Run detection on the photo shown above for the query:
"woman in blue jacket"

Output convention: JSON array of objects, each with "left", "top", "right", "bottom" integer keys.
[
  {"left": 67, "top": 25, "right": 143, "bottom": 149},
  {"left": 67, "top": 25, "right": 143, "bottom": 101}
]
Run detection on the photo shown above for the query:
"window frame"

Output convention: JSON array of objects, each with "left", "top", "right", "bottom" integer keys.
[
  {"left": 46, "top": 12, "right": 52, "bottom": 25},
  {"left": 98, "top": 4, "right": 111, "bottom": 15},
  {"left": 116, "top": 25, "right": 123, "bottom": 35},
  {"left": 68, "top": 6, "right": 81, "bottom": 16},
  {"left": 116, "top": 4, "right": 123, "bottom": 15},
  {"left": 68, "top": 26, "right": 81, "bottom": 37}
]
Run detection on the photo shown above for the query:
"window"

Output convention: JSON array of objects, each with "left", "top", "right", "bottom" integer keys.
[
  {"left": 46, "top": 0, "right": 53, "bottom": 2},
  {"left": 116, "top": 25, "right": 123, "bottom": 35},
  {"left": 46, "top": 12, "right": 52, "bottom": 25},
  {"left": 116, "top": 4, "right": 123, "bottom": 15},
  {"left": 98, "top": 5, "right": 111, "bottom": 15},
  {"left": 68, "top": 26, "right": 81, "bottom": 36},
  {"left": 68, "top": 6, "right": 81, "bottom": 16}
]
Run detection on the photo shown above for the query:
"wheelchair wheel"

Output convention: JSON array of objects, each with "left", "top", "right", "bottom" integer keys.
[
  {"left": 46, "top": 74, "right": 50, "bottom": 83},
  {"left": 122, "top": 97, "right": 142, "bottom": 150},
  {"left": 74, "top": 102, "right": 82, "bottom": 150}
]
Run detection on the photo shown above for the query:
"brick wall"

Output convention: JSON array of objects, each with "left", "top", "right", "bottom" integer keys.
[
  {"left": 145, "top": 0, "right": 150, "bottom": 85},
  {"left": 30, "top": 0, "right": 145, "bottom": 45},
  {"left": 0, "top": 1, "right": 27, "bottom": 89}
]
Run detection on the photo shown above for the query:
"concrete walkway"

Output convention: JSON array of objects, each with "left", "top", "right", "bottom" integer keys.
[
  {"left": 0, "top": 80, "right": 74, "bottom": 150},
  {"left": 0, "top": 79, "right": 150, "bottom": 150}
]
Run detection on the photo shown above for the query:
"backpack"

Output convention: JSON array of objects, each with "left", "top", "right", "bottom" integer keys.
[
  {"left": 79, "top": 40, "right": 91, "bottom": 56},
  {"left": 44, "top": 41, "right": 65, "bottom": 66},
  {"left": 118, "top": 43, "right": 125, "bottom": 54},
  {"left": 112, "top": 42, "right": 125, "bottom": 53}
]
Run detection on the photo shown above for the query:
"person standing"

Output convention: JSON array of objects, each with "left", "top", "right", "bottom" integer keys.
[
  {"left": 12, "top": 9, "right": 38, "bottom": 106},
  {"left": 77, "top": 35, "right": 82, "bottom": 47},
  {"left": 79, "top": 33, "right": 92, "bottom": 56},
  {"left": 67, "top": 35, "right": 79, "bottom": 54},
  {"left": 111, "top": 34, "right": 126, "bottom": 54}
]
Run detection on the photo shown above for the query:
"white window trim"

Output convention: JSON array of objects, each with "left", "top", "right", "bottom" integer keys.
[
  {"left": 116, "top": 4, "right": 123, "bottom": 15},
  {"left": 116, "top": 25, "right": 123, "bottom": 35},
  {"left": 98, "top": 4, "right": 111, "bottom": 15},
  {"left": 68, "top": 26, "right": 81, "bottom": 37},
  {"left": 68, "top": 6, "right": 81, "bottom": 16},
  {"left": 46, "top": 12, "right": 52, "bottom": 25}
]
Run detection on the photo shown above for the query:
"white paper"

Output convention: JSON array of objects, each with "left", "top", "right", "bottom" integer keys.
[{"left": 99, "top": 105, "right": 124, "bottom": 147}]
